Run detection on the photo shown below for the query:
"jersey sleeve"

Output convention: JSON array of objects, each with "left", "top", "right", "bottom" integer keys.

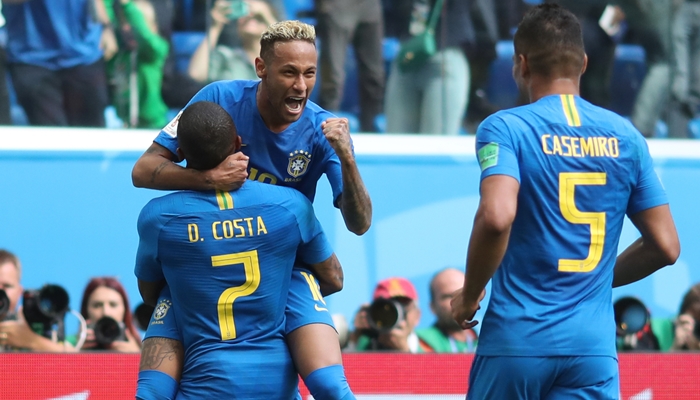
[
  {"left": 627, "top": 134, "right": 668, "bottom": 215},
  {"left": 153, "top": 82, "right": 226, "bottom": 158},
  {"left": 290, "top": 191, "right": 334, "bottom": 264},
  {"left": 475, "top": 114, "right": 520, "bottom": 182},
  {"left": 134, "top": 200, "right": 166, "bottom": 282}
]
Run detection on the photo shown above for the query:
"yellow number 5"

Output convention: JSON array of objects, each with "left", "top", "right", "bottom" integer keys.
[
  {"left": 558, "top": 172, "right": 607, "bottom": 273},
  {"left": 211, "top": 250, "right": 261, "bottom": 340}
]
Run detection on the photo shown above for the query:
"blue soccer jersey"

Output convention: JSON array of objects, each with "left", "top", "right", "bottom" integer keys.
[
  {"left": 135, "top": 181, "right": 333, "bottom": 399},
  {"left": 474, "top": 94, "right": 668, "bottom": 358},
  {"left": 155, "top": 79, "right": 346, "bottom": 204}
]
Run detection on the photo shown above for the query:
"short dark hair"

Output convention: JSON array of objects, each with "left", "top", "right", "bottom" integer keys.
[
  {"left": 514, "top": 4, "right": 585, "bottom": 78},
  {"left": 177, "top": 101, "right": 238, "bottom": 170},
  {"left": 679, "top": 283, "right": 700, "bottom": 315}
]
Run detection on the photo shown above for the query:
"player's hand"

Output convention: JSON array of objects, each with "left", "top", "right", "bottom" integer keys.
[
  {"left": 451, "top": 288, "right": 485, "bottom": 330},
  {"left": 322, "top": 118, "right": 353, "bottom": 160},
  {"left": 203, "top": 152, "right": 250, "bottom": 191}
]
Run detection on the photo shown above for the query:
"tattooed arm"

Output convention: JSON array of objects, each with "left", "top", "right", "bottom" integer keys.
[
  {"left": 139, "top": 337, "right": 184, "bottom": 381},
  {"left": 131, "top": 142, "right": 249, "bottom": 191}
]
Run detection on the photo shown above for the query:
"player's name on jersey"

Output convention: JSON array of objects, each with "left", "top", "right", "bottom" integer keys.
[
  {"left": 187, "top": 217, "right": 268, "bottom": 242},
  {"left": 541, "top": 134, "right": 619, "bottom": 158}
]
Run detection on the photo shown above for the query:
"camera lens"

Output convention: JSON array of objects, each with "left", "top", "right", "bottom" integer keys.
[
  {"left": 0, "top": 289, "right": 9, "bottom": 319},
  {"left": 38, "top": 285, "right": 69, "bottom": 317},
  {"left": 614, "top": 297, "right": 649, "bottom": 335},
  {"left": 368, "top": 298, "right": 403, "bottom": 332},
  {"left": 94, "top": 316, "right": 124, "bottom": 346}
]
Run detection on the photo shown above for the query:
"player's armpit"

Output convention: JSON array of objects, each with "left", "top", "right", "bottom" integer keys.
[
  {"left": 138, "top": 279, "right": 167, "bottom": 306},
  {"left": 139, "top": 337, "right": 184, "bottom": 381},
  {"left": 308, "top": 254, "right": 344, "bottom": 296}
]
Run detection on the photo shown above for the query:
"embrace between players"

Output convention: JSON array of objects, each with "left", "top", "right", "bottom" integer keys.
[{"left": 132, "top": 5, "right": 680, "bottom": 400}]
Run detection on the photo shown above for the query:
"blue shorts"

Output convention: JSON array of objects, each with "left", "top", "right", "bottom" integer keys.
[
  {"left": 143, "top": 268, "right": 335, "bottom": 341},
  {"left": 467, "top": 355, "right": 619, "bottom": 400}
]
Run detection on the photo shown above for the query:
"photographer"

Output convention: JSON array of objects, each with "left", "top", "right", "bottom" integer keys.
[
  {"left": 349, "top": 277, "right": 422, "bottom": 353},
  {"left": 75, "top": 277, "right": 142, "bottom": 352},
  {"left": 671, "top": 283, "right": 700, "bottom": 351},
  {"left": 0, "top": 249, "right": 75, "bottom": 352}
]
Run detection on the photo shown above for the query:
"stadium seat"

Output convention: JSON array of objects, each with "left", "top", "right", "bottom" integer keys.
[
  {"left": 171, "top": 31, "right": 206, "bottom": 74},
  {"left": 6, "top": 73, "right": 28, "bottom": 126},
  {"left": 284, "top": 0, "right": 315, "bottom": 24},
  {"left": 689, "top": 118, "right": 700, "bottom": 139},
  {"left": 485, "top": 40, "right": 519, "bottom": 110},
  {"left": 374, "top": 113, "right": 386, "bottom": 133},
  {"left": 104, "top": 106, "right": 124, "bottom": 129},
  {"left": 654, "top": 119, "right": 668, "bottom": 139},
  {"left": 383, "top": 37, "right": 400, "bottom": 79},
  {"left": 610, "top": 44, "right": 646, "bottom": 117},
  {"left": 340, "top": 46, "right": 359, "bottom": 115}
]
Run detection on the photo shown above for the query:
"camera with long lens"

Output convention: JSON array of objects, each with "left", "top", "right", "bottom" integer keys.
[
  {"left": 0, "top": 289, "right": 10, "bottom": 321},
  {"left": 88, "top": 316, "right": 127, "bottom": 348},
  {"left": 366, "top": 298, "right": 407, "bottom": 333},
  {"left": 614, "top": 296, "right": 660, "bottom": 351},
  {"left": 22, "top": 284, "right": 70, "bottom": 340}
]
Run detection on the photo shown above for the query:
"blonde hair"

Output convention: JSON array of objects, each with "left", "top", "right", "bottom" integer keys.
[{"left": 260, "top": 20, "right": 316, "bottom": 62}]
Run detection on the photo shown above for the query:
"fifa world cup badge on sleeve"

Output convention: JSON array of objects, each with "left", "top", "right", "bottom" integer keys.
[
  {"left": 152, "top": 298, "right": 172, "bottom": 325},
  {"left": 163, "top": 111, "right": 183, "bottom": 138},
  {"left": 478, "top": 143, "right": 499, "bottom": 171}
]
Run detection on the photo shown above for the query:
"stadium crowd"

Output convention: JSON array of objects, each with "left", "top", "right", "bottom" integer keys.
[{"left": 0, "top": 0, "right": 699, "bottom": 137}]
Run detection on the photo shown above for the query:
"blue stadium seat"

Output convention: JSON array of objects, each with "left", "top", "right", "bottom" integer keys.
[
  {"left": 689, "top": 118, "right": 700, "bottom": 139},
  {"left": 610, "top": 44, "right": 646, "bottom": 117},
  {"left": 104, "top": 106, "right": 124, "bottom": 129},
  {"left": 383, "top": 37, "right": 400, "bottom": 79},
  {"left": 6, "top": 73, "right": 28, "bottom": 126},
  {"left": 284, "top": 0, "right": 315, "bottom": 24},
  {"left": 171, "top": 31, "right": 206, "bottom": 74},
  {"left": 654, "top": 119, "right": 668, "bottom": 139},
  {"left": 374, "top": 113, "right": 386, "bottom": 133},
  {"left": 485, "top": 40, "right": 519, "bottom": 110}
]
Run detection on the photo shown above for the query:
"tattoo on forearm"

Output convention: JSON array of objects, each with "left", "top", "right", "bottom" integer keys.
[
  {"left": 139, "top": 337, "right": 182, "bottom": 371},
  {"left": 150, "top": 161, "right": 170, "bottom": 184}
]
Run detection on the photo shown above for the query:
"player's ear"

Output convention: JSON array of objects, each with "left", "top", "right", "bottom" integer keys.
[
  {"left": 518, "top": 54, "right": 530, "bottom": 79},
  {"left": 234, "top": 135, "right": 242, "bottom": 152},
  {"left": 176, "top": 147, "right": 185, "bottom": 161},
  {"left": 581, "top": 53, "right": 588, "bottom": 75},
  {"left": 255, "top": 57, "right": 266, "bottom": 78}
]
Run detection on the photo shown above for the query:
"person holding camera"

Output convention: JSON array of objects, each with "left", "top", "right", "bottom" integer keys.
[
  {"left": 188, "top": 0, "right": 277, "bottom": 83},
  {"left": 670, "top": 283, "right": 700, "bottom": 351},
  {"left": 416, "top": 268, "right": 477, "bottom": 353},
  {"left": 75, "top": 277, "right": 142, "bottom": 352},
  {"left": 349, "top": 277, "right": 423, "bottom": 353},
  {"left": 0, "top": 249, "right": 75, "bottom": 352}
]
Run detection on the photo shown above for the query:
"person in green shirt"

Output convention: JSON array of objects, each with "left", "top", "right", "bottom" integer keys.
[
  {"left": 416, "top": 268, "right": 478, "bottom": 353},
  {"left": 108, "top": 0, "right": 170, "bottom": 128}
]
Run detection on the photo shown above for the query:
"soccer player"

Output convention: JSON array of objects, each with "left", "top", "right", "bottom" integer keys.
[
  {"left": 451, "top": 4, "right": 680, "bottom": 399},
  {"left": 132, "top": 20, "right": 368, "bottom": 400},
  {"left": 135, "top": 100, "right": 343, "bottom": 399}
]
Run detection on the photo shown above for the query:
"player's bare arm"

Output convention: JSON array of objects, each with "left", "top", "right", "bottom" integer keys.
[
  {"left": 138, "top": 279, "right": 166, "bottom": 307},
  {"left": 139, "top": 337, "right": 184, "bottom": 380},
  {"left": 613, "top": 205, "right": 680, "bottom": 288},
  {"left": 132, "top": 142, "right": 250, "bottom": 191},
  {"left": 308, "top": 253, "right": 344, "bottom": 296},
  {"left": 452, "top": 175, "right": 519, "bottom": 328},
  {"left": 322, "top": 118, "right": 372, "bottom": 235}
]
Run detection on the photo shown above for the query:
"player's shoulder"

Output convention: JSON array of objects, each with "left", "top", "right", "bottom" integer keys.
[
  {"left": 475, "top": 107, "right": 526, "bottom": 139},
  {"left": 199, "top": 79, "right": 258, "bottom": 105}
]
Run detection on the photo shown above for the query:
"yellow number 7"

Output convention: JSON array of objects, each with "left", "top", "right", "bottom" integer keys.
[
  {"left": 558, "top": 172, "right": 607, "bottom": 273},
  {"left": 211, "top": 250, "right": 261, "bottom": 340}
]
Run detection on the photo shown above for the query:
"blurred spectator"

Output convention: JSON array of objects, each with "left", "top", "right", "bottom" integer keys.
[
  {"left": 188, "top": 0, "right": 276, "bottom": 83},
  {"left": 0, "top": 249, "right": 74, "bottom": 352},
  {"left": 74, "top": 277, "right": 142, "bottom": 352},
  {"left": 668, "top": 0, "right": 700, "bottom": 138},
  {"left": 316, "top": 0, "right": 385, "bottom": 132},
  {"left": 348, "top": 277, "right": 423, "bottom": 352},
  {"left": 107, "top": 0, "right": 170, "bottom": 128},
  {"left": 670, "top": 283, "right": 700, "bottom": 350},
  {"left": 3, "top": 0, "right": 113, "bottom": 127},
  {"left": 623, "top": 0, "right": 677, "bottom": 138},
  {"left": 384, "top": 0, "right": 474, "bottom": 135},
  {"left": 0, "top": 1, "right": 10, "bottom": 125},
  {"left": 546, "top": 1, "right": 617, "bottom": 109},
  {"left": 416, "top": 268, "right": 477, "bottom": 353}
]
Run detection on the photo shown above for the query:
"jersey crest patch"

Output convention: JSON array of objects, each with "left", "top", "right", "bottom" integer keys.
[
  {"left": 162, "top": 111, "right": 183, "bottom": 138},
  {"left": 478, "top": 142, "right": 499, "bottom": 171},
  {"left": 153, "top": 298, "right": 172, "bottom": 321},
  {"left": 287, "top": 150, "right": 312, "bottom": 178}
]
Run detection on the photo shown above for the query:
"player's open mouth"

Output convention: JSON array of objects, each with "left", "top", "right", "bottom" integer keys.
[{"left": 285, "top": 97, "right": 305, "bottom": 114}]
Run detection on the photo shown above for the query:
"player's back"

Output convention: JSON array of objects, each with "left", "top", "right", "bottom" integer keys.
[
  {"left": 476, "top": 95, "right": 666, "bottom": 358},
  {"left": 141, "top": 181, "right": 325, "bottom": 399}
]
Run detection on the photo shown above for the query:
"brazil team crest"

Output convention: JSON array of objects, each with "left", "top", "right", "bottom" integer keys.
[
  {"left": 153, "top": 298, "right": 172, "bottom": 321},
  {"left": 287, "top": 150, "right": 312, "bottom": 178}
]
